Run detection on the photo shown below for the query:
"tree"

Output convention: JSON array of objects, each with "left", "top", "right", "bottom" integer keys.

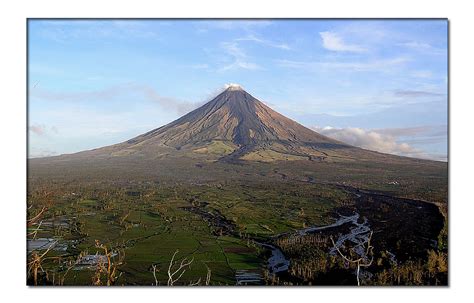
[
  {"left": 152, "top": 250, "right": 211, "bottom": 286},
  {"left": 330, "top": 231, "right": 374, "bottom": 286},
  {"left": 167, "top": 250, "right": 195, "bottom": 286}
]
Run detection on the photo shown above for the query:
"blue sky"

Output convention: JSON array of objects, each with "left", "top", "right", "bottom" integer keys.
[{"left": 28, "top": 19, "right": 448, "bottom": 160}]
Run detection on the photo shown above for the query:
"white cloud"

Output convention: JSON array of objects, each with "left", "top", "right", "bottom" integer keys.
[
  {"left": 224, "top": 83, "right": 245, "bottom": 91},
  {"left": 312, "top": 126, "right": 446, "bottom": 161},
  {"left": 218, "top": 42, "right": 262, "bottom": 72},
  {"left": 319, "top": 31, "right": 367, "bottom": 53}
]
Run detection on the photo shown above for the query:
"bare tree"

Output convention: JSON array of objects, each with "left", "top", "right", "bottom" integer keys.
[
  {"left": 27, "top": 240, "right": 57, "bottom": 285},
  {"left": 93, "top": 240, "right": 125, "bottom": 286},
  {"left": 204, "top": 263, "right": 212, "bottom": 286},
  {"left": 27, "top": 206, "right": 47, "bottom": 227},
  {"left": 167, "top": 250, "right": 194, "bottom": 286},
  {"left": 57, "top": 251, "right": 87, "bottom": 285},
  {"left": 152, "top": 254, "right": 211, "bottom": 286},
  {"left": 330, "top": 231, "right": 374, "bottom": 286},
  {"left": 27, "top": 205, "right": 51, "bottom": 286},
  {"left": 27, "top": 220, "right": 43, "bottom": 240},
  {"left": 152, "top": 264, "right": 160, "bottom": 286}
]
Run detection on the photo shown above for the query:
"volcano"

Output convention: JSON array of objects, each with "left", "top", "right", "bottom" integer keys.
[
  {"left": 68, "top": 84, "right": 361, "bottom": 163},
  {"left": 30, "top": 84, "right": 441, "bottom": 181}
]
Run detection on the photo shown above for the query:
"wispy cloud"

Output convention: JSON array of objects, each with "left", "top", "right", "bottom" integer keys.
[
  {"left": 319, "top": 31, "right": 367, "bottom": 53},
  {"left": 218, "top": 42, "right": 262, "bottom": 72},
  {"left": 215, "top": 32, "right": 290, "bottom": 72},
  {"left": 137, "top": 85, "right": 206, "bottom": 114},
  {"left": 31, "top": 83, "right": 203, "bottom": 114}
]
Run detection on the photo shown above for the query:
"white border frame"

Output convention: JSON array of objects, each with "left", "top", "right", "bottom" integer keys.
[{"left": 1, "top": 0, "right": 473, "bottom": 302}]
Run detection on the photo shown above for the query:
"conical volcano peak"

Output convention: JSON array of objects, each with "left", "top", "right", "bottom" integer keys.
[
  {"left": 225, "top": 83, "right": 244, "bottom": 91},
  {"left": 105, "top": 84, "right": 346, "bottom": 162}
]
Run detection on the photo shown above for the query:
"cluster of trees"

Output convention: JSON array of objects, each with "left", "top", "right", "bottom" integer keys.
[{"left": 271, "top": 228, "right": 448, "bottom": 286}]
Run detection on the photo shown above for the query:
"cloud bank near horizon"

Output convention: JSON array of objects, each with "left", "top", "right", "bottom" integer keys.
[{"left": 312, "top": 126, "right": 447, "bottom": 161}]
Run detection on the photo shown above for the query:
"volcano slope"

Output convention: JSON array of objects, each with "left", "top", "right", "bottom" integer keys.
[{"left": 27, "top": 85, "right": 448, "bottom": 286}]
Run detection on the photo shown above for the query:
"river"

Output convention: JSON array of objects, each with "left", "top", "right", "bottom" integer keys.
[{"left": 259, "top": 212, "right": 372, "bottom": 275}]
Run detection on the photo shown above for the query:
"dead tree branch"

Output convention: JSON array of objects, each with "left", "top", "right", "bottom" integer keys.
[
  {"left": 93, "top": 240, "right": 125, "bottom": 286},
  {"left": 167, "top": 250, "right": 194, "bottom": 286},
  {"left": 205, "top": 263, "right": 211, "bottom": 286},
  {"left": 27, "top": 220, "right": 43, "bottom": 240},
  {"left": 330, "top": 231, "right": 374, "bottom": 286},
  {"left": 27, "top": 240, "right": 57, "bottom": 285},
  {"left": 27, "top": 206, "right": 47, "bottom": 227},
  {"left": 152, "top": 264, "right": 159, "bottom": 286}
]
